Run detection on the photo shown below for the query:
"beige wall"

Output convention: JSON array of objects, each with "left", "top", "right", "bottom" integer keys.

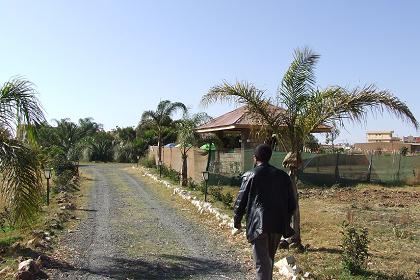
[{"left": 148, "top": 146, "right": 209, "bottom": 182}]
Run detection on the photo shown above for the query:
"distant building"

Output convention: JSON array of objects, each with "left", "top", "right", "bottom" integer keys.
[
  {"left": 366, "top": 131, "right": 400, "bottom": 143},
  {"left": 355, "top": 131, "right": 420, "bottom": 153},
  {"left": 403, "top": 135, "right": 420, "bottom": 143}
]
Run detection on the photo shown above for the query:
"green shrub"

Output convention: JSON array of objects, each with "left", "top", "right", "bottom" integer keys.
[
  {"left": 51, "top": 154, "right": 77, "bottom": 176},
  {"left": 0, "top": 208, "right": 14, "bottom": 231},
  {"left": 210, "top": 186, "right": 223, "bottom": 201},
  {"left": 340, "top": 222, "right": 369, "bottom": 275},
  {"left": 160, "top": 165, "right": 180, "bottom": 183},
  {"left": 187, "top": 178, "right": 197, "bottom": 191},
  {"left": 222, "top": 192, "right": 234, "bottom": 209},
  {"left": 53, "top": 169, "right": 79, "bottom": 193},
  {"left": 139, "top": 157, "right": 156, "bottom": 168}
]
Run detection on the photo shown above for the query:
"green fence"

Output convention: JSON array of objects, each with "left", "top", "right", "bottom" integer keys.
[{"left": 211, "top": 149, "right": 419, "bottom": 186}]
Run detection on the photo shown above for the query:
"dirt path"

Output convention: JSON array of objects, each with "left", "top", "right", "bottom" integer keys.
[{"left": 49, "top": 164, "right": 252, "bottom": 280}]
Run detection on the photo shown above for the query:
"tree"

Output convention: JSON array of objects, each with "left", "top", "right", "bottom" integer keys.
[
  {"left": 0, "top": 77, "right": 46, "bottom": 224},
  {"left": 201, "top": 48, "right": 418, "bottom": 247},
  {"left": 141, "top": 100, "right": 187, "bottom": 164},
  {"left": 304, "top": 134, "right": 320, "bottom": 153},
  {"left": 177, "top": 112, "right": 212, "bottom": 186},
  {"left": 325, "top": 124, "right": 340, "bottom": 151}
]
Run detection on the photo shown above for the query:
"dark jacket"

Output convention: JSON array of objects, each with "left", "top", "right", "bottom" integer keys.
[{"left": 233, "top": 163, "right": 296, "bottom": 242}]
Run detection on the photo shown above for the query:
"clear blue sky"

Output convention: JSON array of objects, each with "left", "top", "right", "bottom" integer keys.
[{"left": 1, "top": 0, "right": 419, "bottom": 143}]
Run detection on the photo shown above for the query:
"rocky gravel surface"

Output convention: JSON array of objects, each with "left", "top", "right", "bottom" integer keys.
[{"left": 48, "top": 164, "right": 252, "bottom": 280}]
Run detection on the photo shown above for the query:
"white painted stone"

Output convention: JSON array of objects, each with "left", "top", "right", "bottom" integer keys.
[
  {"left": 275, "top": 256, "right": 296, "bottom": 269},
  {"left": 279, "top": 264, "right": 295, "bottom": 277}
]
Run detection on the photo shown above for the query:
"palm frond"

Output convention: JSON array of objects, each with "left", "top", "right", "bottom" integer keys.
[
  {"left": 303, "top": 85, "right": 418, "bottom": 133},
  {"left": 0, "top": 77, "right": 46, "bottom": 139},
  {"left": 0, "top": 136, "right": 43, "bottom": 225},
  {"left": 278, "top": 48, "right": 320, "bottom": 112},
  {"left": 166, "top": 102, "right": 187, "bottom": 117}
]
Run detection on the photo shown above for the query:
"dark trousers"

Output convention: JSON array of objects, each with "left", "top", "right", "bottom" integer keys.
[{"left": 251, "top": 233, "right": 281, "bottom": 280}]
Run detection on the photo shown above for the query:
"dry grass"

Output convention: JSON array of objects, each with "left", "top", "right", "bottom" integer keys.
[
  {"left": 277, "top": 184, "right": 420, "bottom": 279},
  {"left": 0, "top": 170, "right": 94, "bottom": 275},
  {"left": 137, "top": 165, "right": 419, "bottom": 279}
]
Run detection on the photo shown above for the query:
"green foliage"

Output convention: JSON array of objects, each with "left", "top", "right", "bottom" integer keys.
[
  {"left": 399, "top": 146, "right": 408, "bottom": 156},
  {"left": 0, "top": 236, "right": 22, "bottom": 248},
  {"left": 51, "top": 153, "right": 77, "bottom": 176},
  {"left": 0, "top": 208, "right": 14, "bottom": 232},
  {"left": 53, "top": 169, "right": 79, "bottom": 193},
  {"left": 85, "top": 131, "right": 114, "bottom": 162},
  {"left": 341, "top": 222, "right": 369, "bottom": 275},
  {"left": 139, "top": 157, "right": 156, "bottom": 168},
  {"left": 0, "top": 77, "right": 46, "bottom": 226},
  {"left": 210, "top": 186, "right": 234, "bottom": 208},
  {"left": 160, "top": 165, "right": 180, "bottom": 183}
]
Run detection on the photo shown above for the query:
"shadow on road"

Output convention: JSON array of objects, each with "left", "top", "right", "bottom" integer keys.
[{"left": 49, "top": 254, "right": 237, "bottom": 279}]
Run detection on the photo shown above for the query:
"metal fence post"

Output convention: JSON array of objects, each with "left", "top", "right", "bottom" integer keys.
[
  {"left": 334, "top": 152, "right": 340, "bottom": 183},
  {"left": 367, "top": 153, "right": 373, "bottom": 182}
]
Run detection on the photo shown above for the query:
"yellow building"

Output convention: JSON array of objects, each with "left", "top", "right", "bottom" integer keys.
[{"left": 366, "top": 131, "right": 400, "bottom": 143}]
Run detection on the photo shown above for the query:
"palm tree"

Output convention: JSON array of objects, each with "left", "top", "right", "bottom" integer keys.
[
  {"left": 177, "top": 112, "right": 212, "bottom": 186},
  {"left": 0, "top": 77, "right": 46, "bottom": 225},
  {"left": 201, "top": 48, "right": 418, "bottom": 247},
  {"left": 141, "top": 100, "right": 187, "bottom": 164}
]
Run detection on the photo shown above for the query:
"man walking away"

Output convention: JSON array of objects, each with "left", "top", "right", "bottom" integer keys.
[{"left": 233, "top": 144, "right": 296, "bottom": 280}]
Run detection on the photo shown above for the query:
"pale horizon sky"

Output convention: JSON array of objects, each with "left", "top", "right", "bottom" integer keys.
[{"left": 1, "top": 1, "right": 419, "bottom": 144}]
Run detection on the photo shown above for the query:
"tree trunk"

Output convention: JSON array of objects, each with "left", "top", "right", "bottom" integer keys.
[
  {"left": 157, "top": 135, "right": 162, "bottom": 164},
  {"left": 289, "top": 167, "right": 301, "bottom": 246},
  {"left": 181, "top": 154, "right": 188, "bottom": 186}
]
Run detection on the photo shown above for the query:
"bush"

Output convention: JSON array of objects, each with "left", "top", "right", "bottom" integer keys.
[
  {"left": 161, "top": 165, "right": 180, "bottom": 183},
  {"left": 0, "top": 208, "right": 14, "bottom": 231},
  {"left": 222, "top": 192, "right": 234, "bottom": 209},
  {"left": 51, "top": 154, "right": 77, "bottom": 176},
  {"left": 187, "top": 178, "right": 198, "bottom": 191},
  {"left": 340, "top": 222, "right": 369, "bottom": 275},
  {"left": 53, "top": 169, "right": 80, "bottom": 193},
  {"left": 139, "top": 157, "right": 156, "bottom": 168}
]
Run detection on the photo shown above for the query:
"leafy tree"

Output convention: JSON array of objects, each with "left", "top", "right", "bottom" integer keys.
[
  {"left": 304, "top": 134, "right": 320, "bottom": 153},
  {"left": 325, "top": 124, "right": 340, "bottom": 151},
  {"left": 201, "top": 48, "right": 418, "bottom": 247},
  {"left": 0, "top": 77, "right": 45, "bottom": 225},
  {"left": 177, "top": 112, "right": 212, "bottom": 186},
  {"left": 85, "top": 131, "right": 114, "bottom": 162},
  {"left": 141, "top": 100, "right": 187, "bottom": 163}
]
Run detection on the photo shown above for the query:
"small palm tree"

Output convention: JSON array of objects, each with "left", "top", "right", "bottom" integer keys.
[
  {"left": 0, "top": 77, "right": 46, "bottom": 225},
  {"left": 177, "top": 112, "right": 212, "bottom": 186},
  {"left": 141, "top": 100, "right": 187, "bottom": 164},
  {"left": 201, "top": 48, "right": 418, "bottom": 247}
]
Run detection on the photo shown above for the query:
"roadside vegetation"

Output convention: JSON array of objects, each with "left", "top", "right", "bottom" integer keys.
[{"left": 138, "top": 160, "right": 419, "bottom": 279}]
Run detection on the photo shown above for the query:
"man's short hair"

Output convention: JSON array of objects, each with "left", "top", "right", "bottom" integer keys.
[{"left": 254, "top": 144, "right": 272, "bottom": 162}]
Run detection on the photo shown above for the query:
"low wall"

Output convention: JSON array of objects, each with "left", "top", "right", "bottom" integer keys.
[{"left": 148, "top": 146, "right": 209, "bottom": 182}]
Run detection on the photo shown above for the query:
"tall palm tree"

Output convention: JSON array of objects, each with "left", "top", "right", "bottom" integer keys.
[
  {"left": 177, "top": 112, "right": 212, "bottom": 186},
  {"left": 141, "top": 100, "right": 187, "bottom": 164},
  {"left": 0, "top": 77, "right": 46, "bottom": 225},
  {"left": 201, "top": 48, "right": 418, "bottom": 247}
]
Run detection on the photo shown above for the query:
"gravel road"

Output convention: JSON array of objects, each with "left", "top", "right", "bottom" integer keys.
[{"left": 49, "top": 164, "right": 253, "bottom": 280}]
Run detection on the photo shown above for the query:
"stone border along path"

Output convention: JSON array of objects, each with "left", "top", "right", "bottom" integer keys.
[
  {"left": 137, "top": 167, "right": 313, "bottom": 280},
  {"left": 136, "top": 166, "right": 246, "bottom": 237}
]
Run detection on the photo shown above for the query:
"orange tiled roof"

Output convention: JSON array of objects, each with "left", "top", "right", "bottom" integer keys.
[{"left": 196, "top": 105, "right": 331, "bottom": 133}]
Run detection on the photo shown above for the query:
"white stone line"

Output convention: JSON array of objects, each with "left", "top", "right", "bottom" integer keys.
[{"left": 135, "top": 166, "right": 244, "bottom": 235}]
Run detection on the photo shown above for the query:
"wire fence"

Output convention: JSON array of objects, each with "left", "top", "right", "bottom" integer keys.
[{"left": 208, "top": 150, "right": 419, "bottom": 186}]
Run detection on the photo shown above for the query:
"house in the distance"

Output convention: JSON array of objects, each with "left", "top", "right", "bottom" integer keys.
[
  {"left": 366, "top": 131, "right": 400, "bottom": 143},
  {"left": 355, "top": 131, "right": 420, "bottom": 153}
]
